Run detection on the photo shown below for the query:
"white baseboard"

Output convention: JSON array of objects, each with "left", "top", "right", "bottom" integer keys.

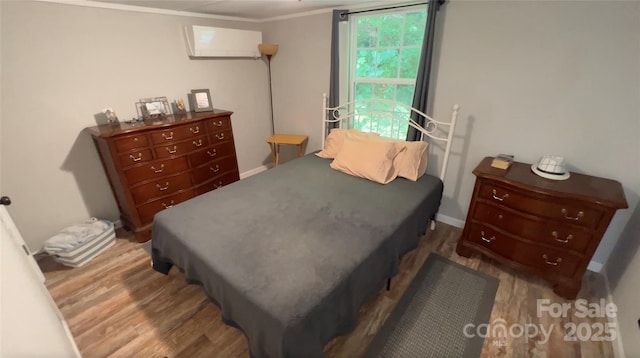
[
  {"left": 587, "top": 260, "right": 604, "bottom": 273},
  {"left": 436, "top": 214, "right": 465, "bottom": 228},
  {"left": 240, "top": 164, "right": 273, "bottom": 179},
  {"left": 436, "top": 214, "right": 602, "bottom": 273}
]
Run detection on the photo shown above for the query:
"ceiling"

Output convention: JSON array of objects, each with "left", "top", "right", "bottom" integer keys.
[{"left": 92, "top": 0, "right": 370, "bottom": 20}]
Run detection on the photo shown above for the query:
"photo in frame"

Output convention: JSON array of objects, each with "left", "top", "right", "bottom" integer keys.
[
  {"left": 136, "top": 97, "right": 171, "bottom": 119},
  {"left": 189, "top": 89, "right": 213, "bottom": 112},
  {"left": 102, "top": 108, "right": 119, "bottom": 125}
]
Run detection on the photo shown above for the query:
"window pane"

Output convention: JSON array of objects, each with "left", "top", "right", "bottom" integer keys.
[
  {"left": 373, "top": 83, "right": 395, "bottom": 100},
  {"left": 355, "top": 82, "right": 373, "bottom": 99},
  {"left": 378, "top": 14, "right": 403, "bottom": 47},
  {"left": 397, "top": 84, "right": 415, "bottom": 106},
  {"left": 355, "top": 49, "right": 377, "bottom": 78},
  {"left": 376, "top": 49, "right": 399, "bottom": 78},
  {"left": 403, "top": 11, "right": 426, "bottom": 46},
  {"left": 357, "top": 16, "right": 378, "bottom": 48},
  {"left": 399, "top": 47, "right": 421, "bottom": 79}
]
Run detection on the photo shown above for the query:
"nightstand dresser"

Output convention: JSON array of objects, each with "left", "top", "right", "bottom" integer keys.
[
  {"left": 456, "top": 157, "right": 627, "bottom": 299},
  {"left": 87, "top": 110, "right": 240, "bottom": 242}
]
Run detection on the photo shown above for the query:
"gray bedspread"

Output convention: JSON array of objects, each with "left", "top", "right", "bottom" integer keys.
[{"left": 151, "top": 153, "right": 443, "bottom": 357}]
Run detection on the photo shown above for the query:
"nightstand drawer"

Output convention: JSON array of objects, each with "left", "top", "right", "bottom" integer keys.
[
  {"left": 467, "top": 223, "right": 580, "bottom": 278},
  {"left": 478, "top": 182, "right": 603, "bottom": 229},
  {"left": 473, "top": 202, "right": 593, "bottom": 253}
]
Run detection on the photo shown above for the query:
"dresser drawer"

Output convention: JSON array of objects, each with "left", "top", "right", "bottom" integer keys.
[
  {"left": 473, "top": 202, "right": 593, "bottom": 253},
  {"left": 124, "top": 157, "right": 189, "bottom": 185},
  {"left": 188, "top": 141, "right": 235, "bottom": 168},
  {"left": 118, "top": 149, "right": 153, "bottom": 167},
  {"left": 149, "top": 123, "right": 206, "bottom": 144},
  {"left": 130, "top": 172, "right": 192, "bottom": 205},
  {"left": 466, "top": 222, "right": 580, "bottom": 277},
  {"left": 192, "top": 156, "right": 238, "bottom": 184},
  {"left": 208, "top": 129, "right": 233, "bottom": 145},
  {"left": 154, "top": 136, "right": 209, "bottom": 159},
  {"left": 194, "top": 171, "right": 240, "bottom": 196},
  {"left": 137, "top": 189, "right": 195, "bottom": 224},
  {"left": 478, "top": 182, "right": 603, "bottom": 229},
  {"left": 206, "top": 116, "right": 231, "bottom": 132},
  {"left": 114, "top": 134, "right": 149, "bottom": 153}
]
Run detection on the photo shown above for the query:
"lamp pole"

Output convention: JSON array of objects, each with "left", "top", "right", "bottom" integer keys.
[
  {"left": 258, "top": 43, "right": 279, "bottom": 136},
  {"left": 266, "top": 54, "right": 275, "bottom": 136}
]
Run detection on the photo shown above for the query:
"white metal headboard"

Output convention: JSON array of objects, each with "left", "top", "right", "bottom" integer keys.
[{"left": 322, "top": 93, "right": 460, "bottom": 182}]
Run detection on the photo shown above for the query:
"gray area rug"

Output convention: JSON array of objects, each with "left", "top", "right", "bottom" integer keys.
[{"left": 365, "top": 254, "right": 499, "bottom": 358}]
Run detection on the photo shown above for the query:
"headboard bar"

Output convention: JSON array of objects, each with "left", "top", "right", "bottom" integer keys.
[{"left": 322, "top": 93, "right": 460, "bottom": 182}]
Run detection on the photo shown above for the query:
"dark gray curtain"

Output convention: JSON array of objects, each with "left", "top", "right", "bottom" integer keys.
[
  {"left": 407, "top": 0, "right": 445, "bottom": 141},
  {"left": 328, "top": 10, "right": 349, "bottom": 130}
]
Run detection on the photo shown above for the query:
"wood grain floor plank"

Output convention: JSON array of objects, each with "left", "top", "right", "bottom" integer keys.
[{"left": 39, "top": 222, "right": 614, "bottom": 357}]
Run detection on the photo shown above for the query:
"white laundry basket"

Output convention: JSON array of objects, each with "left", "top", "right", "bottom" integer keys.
[{"left": 43, "top": 218, "right": 116, "bottom": 267}]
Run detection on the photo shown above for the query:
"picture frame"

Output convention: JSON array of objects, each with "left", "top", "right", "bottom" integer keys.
[
  {"left": 137, "top": 96, "right": 171, "bottom": 119},
  {"left": 190, "top": 89, "right": 213, "bottom": 112},
  {"left": 102, "top": 108, "right": 119, "bottom": 125}
]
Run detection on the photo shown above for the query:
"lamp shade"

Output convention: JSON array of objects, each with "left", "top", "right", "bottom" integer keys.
[{"left": 258, "top": 43, "right": 279, "bottom": 56}]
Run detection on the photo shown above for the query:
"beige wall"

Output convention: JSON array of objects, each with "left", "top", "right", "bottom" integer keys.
[
  {"left": 1, "top": 1, "right": 273, "bottom": 250},
  {"left": 261, "top": 12, "right": 332, "bottom": 162}
]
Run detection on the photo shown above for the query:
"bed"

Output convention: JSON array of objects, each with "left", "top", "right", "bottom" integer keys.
[{"left": 151, "top": 95, "right": 460, "bottom": 357}]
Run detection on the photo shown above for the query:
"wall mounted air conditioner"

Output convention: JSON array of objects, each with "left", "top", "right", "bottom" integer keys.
[{"left": 185, "top": 25, "right": 262, "bottom": 58}]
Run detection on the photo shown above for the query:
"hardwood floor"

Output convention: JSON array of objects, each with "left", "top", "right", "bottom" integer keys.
[{"left": 39, "top": 223, "right": 615, "bottom": 357}]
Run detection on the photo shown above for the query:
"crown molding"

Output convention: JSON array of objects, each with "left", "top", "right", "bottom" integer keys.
[{"left": 35, "top": 0, "right": 261, "bottom": 23}]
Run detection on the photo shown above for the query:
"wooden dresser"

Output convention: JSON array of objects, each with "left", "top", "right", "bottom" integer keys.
[
  {"left": 86, "top": 110, "right": 240, "bottom": 242},
  {"left": 456, "top": 157, "right": 627, "bottom": 299}
]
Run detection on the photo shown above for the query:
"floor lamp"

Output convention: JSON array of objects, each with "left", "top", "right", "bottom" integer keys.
[{"left": 258, "top": 43, "right": 279, "bottom": 135}]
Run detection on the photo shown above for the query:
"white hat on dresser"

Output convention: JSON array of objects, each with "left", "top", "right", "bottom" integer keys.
[{"left": 531, "top": 155, "right": 570, "bottom": 180}]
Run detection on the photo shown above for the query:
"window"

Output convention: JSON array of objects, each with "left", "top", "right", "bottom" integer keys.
[{"left": 348, "top": 7, "right": 427, "bottom": 139}]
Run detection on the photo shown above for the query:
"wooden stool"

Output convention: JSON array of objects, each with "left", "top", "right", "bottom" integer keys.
[{"left": 266, "top": 134, "right": 308, "bottom": 166}]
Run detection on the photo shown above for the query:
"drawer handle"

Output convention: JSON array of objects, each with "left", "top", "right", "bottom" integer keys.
[
  {"left": 491, "top": 189, "right": 509, "bottom": 201},
  {"left": 166, "top": 146, "right": 177, "bottom": 154},
  {"left": 215, "top": 133, "right": 225, "bottom": 140},
  {"left": 190, "top": 126, "right": 200, "bottom": 134},
  {"left": 542, "top": 254, "right": 562, "bottom": 266},
  {"left": 480, "top": 231, "right": 496, "bottom": 243},
  {"left": 210, "top": 165, "right": 220, "bottom": 173},
  {"left": 193, "top": 139, "right": 203, "bottom": 147},
  {"left": 552, "top": 231, "right": 573, "bottom": 243},
  {"left": 134, "top": 137, "right": 139, "bottom": 141},
  {"left": 129, "top": 153, "right": 143, "bottom": 162},
  {"left": 212, "top": 120, "right": 223, "bottom": 127},
  {"left": 561, "top": 208, "right": 584, "bottom": 221},
  {"left": 156, "top": 182, "right": 170, "bottom": 191},
  {"left": 151, "top": 164, "right": 165, "bottom": 173},
  {"left": 162, "top": 200, "right": 175, "bottom": 209},
  {"left": 214, "top": 181, "right": 223, "bottom": 189},
  {"left": 162, "top": 132, "right": 174, "bottom": 140},
  {"left": 207, "top": 149, "right": 217, "bottom": 157}
]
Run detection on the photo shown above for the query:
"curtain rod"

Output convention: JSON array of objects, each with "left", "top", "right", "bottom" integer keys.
[{"left": 342, "top": 1, "right": 442, "bottom": 17}]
